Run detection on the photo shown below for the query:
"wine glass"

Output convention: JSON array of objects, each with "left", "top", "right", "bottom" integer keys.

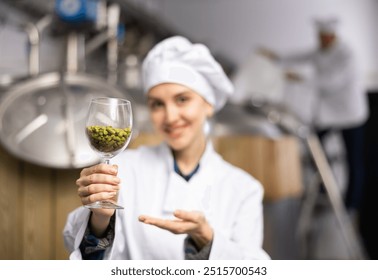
[{"left": 85, "top": 97, "right": 133, "bottom": 209}]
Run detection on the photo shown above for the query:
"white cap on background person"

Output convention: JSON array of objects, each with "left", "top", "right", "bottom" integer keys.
[
  {"left": 314, "top": 16, "right": 339, "bottom": 34},
  {"left": 142, "top": 36, "right": 234, "bottom": 112}
]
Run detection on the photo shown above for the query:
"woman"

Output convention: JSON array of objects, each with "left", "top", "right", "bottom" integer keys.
[{"left": 64, "top": 36, "right": 270, "bottom": 260}]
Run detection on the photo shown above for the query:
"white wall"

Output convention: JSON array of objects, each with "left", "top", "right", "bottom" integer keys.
[{"left": 133, "top": 0, "right": 378, "bottom": 89}]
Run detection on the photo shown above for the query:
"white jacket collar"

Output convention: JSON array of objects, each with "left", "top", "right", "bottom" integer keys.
[{"left": 159, "top": 140, "right": 217, "bottom": 214}]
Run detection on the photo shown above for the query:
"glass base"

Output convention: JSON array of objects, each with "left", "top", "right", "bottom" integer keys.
[{"left": 84, "top": 200, "right": 124, "bottom": 209}]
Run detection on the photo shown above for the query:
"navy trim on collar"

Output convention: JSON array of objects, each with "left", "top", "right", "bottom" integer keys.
[{"left": 173, "top": 158, "right": 200, "bottom": 182}]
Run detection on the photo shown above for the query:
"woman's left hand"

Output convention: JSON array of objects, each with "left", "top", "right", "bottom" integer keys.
[{"left": 138, "top": 210, "right": 213, "bottom": 249}]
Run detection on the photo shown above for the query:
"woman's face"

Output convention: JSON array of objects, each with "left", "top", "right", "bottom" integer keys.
[
  {"left": 318, "top": 32, "right": 336, "bottom": 50},
  {"left": 147, "top": 83, "right": 214, "bottom": 152}
]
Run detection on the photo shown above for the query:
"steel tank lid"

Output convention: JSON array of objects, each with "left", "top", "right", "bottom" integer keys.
[{"left": 0, "top": 71, "right": 133, "bottom": 169}]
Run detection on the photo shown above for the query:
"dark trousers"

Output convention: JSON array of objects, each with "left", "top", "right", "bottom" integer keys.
[{"left": 317, "top": 123, "right": 366, "bottom": 212}]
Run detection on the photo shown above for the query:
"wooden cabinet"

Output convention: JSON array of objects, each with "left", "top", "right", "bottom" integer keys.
[
  {"left": 214, "top": 135, "right": 303, "bottom": 201},
  {"left": 0, "top": 145, "right": 81, "bottom": 259}
]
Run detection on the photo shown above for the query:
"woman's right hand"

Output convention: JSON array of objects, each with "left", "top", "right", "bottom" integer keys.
[{"left": 76, "top": 163, "right": 121, "bottom": 224}]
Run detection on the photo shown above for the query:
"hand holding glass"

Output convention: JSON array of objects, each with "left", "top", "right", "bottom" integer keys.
[{"left": 85, "top": 97, "right": 132, "bottom": 209}]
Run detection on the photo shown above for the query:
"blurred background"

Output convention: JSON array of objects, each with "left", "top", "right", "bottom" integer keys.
[{"left": 1, "top": 0, "right": 378, "bottom": 260}]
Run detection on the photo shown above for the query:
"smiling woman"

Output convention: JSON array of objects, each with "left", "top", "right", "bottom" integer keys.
[{"left": 63, "top": 36, "right": 270, "bottom": 260}]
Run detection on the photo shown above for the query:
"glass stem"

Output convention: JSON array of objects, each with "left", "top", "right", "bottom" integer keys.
[{"left": 104, "top": 159, "right": 110, "bottom": 165}]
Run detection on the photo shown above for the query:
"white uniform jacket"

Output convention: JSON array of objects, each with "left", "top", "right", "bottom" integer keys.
[
  {"left": 63, "top": 141, "right": 270, "bottom": 260},
  {"left": 281, "top": 42, "right": 369, "bottom": 129}
]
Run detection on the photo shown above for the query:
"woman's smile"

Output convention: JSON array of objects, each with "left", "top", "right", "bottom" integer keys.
[{"left": 164, "top": 123, "right": 189, "bottom": 138}]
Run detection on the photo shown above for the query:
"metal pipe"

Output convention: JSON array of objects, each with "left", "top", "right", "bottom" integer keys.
[
  {"left": 35, "top": 14, "right": 52, "bottom": 34},
  {"left": 305, "top": 133, "right": 366, "bottom": 259},
  {"left": 25, "top": 22, "right": 39, "bottom": 76},
  {"left": 24, "top": 15, "right": 52, "bottom": 77},
  {"left": 62, "top": 32, "right": 81, "bottom": 167},
  {"left": 85, "top": 31, "right": 109, "bottom": 55},
  {"left": 107, "top": 3, "right": 120, "bottom": 85},
  {"left": 66, "top": 32, "right": 79, "bottom": 74},
  {"left": 85, "top": 1, "right": 108, "bottom": 55}
]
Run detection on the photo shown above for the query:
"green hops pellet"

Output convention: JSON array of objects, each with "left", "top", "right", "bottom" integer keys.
[{"left": 87, "top": 125, "right": 131, "bottom": 153}]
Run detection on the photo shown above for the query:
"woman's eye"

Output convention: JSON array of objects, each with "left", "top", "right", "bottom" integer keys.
[
  {"left": 176, "top": 96, "right": 189, "bottom": 104},
  {"left": 149, "top": 100, "right": 164, "bottom": 110}
]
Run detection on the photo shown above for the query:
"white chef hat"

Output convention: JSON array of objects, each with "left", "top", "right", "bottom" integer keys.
[
  {"left": 142, "top": 36, "right": 234, "bottom": 112},
  {"left": 314, "top": 16, "right": 339, "bottom": 34}
]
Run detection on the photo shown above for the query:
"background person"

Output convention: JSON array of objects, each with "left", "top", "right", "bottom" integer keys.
[{"left": 260, "top": 17, "right": 369, "bottom": 218}]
